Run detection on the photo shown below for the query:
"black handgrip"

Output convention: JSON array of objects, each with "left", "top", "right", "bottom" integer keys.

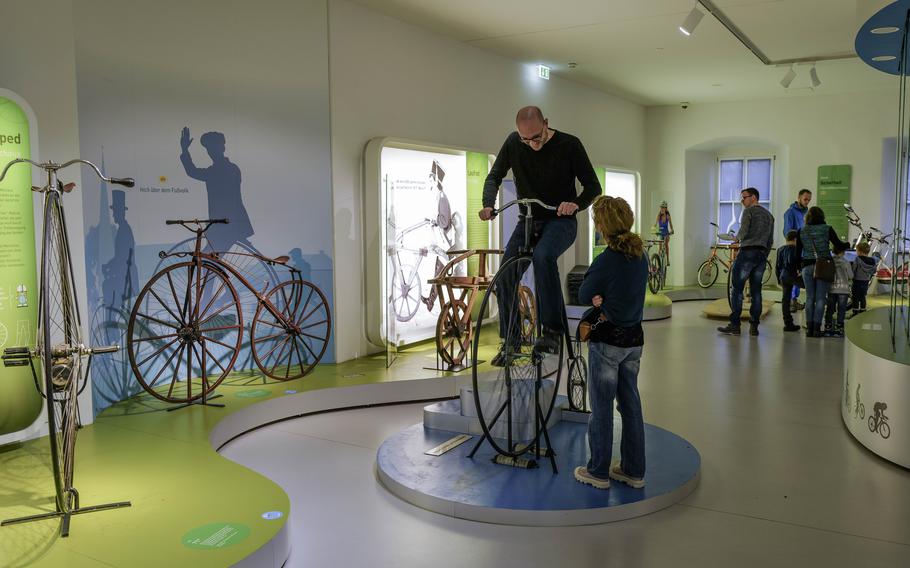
[
  {"left": 4, "top": 347, "right": 29, "bottom": 355},
  {"left": 165, "top": 220, "right": 181, "bottom": 225},
  {"left": 111, "top": 177, "right": 135, "bottom": 188},
  {"left": 210, "top": 218, "right": 229, "bottom": 224},
  {"left": 91, "top": 345, "right": 119, "bottom": 355}
]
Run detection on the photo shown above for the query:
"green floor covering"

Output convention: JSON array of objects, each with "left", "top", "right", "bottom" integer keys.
[{"left": 0, "top": 338, "right": 497, "bottom": 568}]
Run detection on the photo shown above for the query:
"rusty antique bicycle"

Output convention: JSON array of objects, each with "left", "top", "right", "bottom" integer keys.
[{"left": 126, "top": 219, "right": 331, "bottom": 405}]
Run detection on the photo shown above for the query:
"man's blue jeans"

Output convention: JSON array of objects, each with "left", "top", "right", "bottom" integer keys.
[
  {"left": 729, "top": 248, "right": 768, "bottom": 327},
  {"left": 586, "top": 342, "right": 645, "bottom": 479},
  {"left": 497, "top": 216, "right": 576, "bottom": 342},
  {"left": 802, "top": 265, "right": 831, "bottom": 325}
]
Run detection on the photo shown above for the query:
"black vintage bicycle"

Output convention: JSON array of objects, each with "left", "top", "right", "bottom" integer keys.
[
  {"left": 467, "top": 198, "right": 587, "bottom": 473},
  {"left": 126, "top": 219, "right": 331, "bottom": 405},
  {"left": 1, "top": 158, "right": 133, "bottom": 537}
]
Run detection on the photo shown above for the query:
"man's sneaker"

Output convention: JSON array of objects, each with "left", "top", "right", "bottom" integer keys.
[
  {"left": 609, "top": 463, "right": 645, "bottom": 489},
  {"left": 574, "top": 466, "right": 610, "bottom": 489},
  {"left": 717, "top": 324, "right": 741, "bottom": 336},
  {"left": 783, "top": 324, "right": 801, "bottom": 332},
  {"left": 750, "top": 324, "right": 759, "bottom": 336},
  {"left": 533, "top": 328, "right": 561, "bottom": 355}
]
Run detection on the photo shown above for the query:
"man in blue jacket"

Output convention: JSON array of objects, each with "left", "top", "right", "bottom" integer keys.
[{"left": 782, "top": 189, "right": 811, "bottom": 311}]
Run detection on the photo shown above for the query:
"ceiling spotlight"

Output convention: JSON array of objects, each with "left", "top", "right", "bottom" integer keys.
[
  {"left": 679, "top": 5, "right": 704, "bottom": 36},
  {"left": 780, "top": 65, "right": 797, "bottom": 88},
  {"left": 809, "top": 64, "right": 821, "bottom": 88}
]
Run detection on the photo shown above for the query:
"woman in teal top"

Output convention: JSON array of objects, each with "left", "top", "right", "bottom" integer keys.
[{"left": 795, "top": 206, "right": 848, "bottom": 337}]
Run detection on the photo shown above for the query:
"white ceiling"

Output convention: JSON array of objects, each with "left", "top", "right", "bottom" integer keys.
[{"left": 351, "top": 0, "right": 897, "bottom": 106}]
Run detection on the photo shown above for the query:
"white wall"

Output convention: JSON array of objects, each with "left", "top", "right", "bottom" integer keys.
[
  {"left": 645, "top": 91, "right": 896, "bottom": 286},
  {"left": 0, "top": 0, "right": 91, "bottom": 444},
  {"left": 329, "top": 0, "right": 646, "bottom": 361}
]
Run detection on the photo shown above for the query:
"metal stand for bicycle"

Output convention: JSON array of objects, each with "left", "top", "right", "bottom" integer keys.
[{"left": 1, "top": 353, "right": 132, "bottom": 537}]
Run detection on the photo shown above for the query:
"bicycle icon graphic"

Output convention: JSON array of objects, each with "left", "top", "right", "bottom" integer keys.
[{"left": 868, "top": 402, "right": 891, "bottom": 439}]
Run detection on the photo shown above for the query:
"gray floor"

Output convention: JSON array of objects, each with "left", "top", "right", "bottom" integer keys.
[{"left": 220, "top": 301, "right": 910, "bottom": 568}]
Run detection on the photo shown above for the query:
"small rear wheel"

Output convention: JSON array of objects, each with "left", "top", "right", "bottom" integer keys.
[
  {"left": 435, "top": 300, "right": 471, "bottom": 367},
  {"left": 251, "top": 279, "right": 331, "bottom": 380},
  {"left": 697, "top": 260, "right": 719, "bottom": 288},
  {"left": 568, "top": 356, "right": 587, "bottom": 412}
]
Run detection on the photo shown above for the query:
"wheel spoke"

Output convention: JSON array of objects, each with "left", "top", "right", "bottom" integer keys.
[
  {"left": 133, "top": 332, "right": 179, "bottom": 344},
  {"left": 137, "top": 338, "right": 179, "bottom": 368},
  {"left": 149, "top": 287, "right": 184, "bottom": 327},
  {"left": 136, "top": 312, "right": 181, "bottom": 330}
]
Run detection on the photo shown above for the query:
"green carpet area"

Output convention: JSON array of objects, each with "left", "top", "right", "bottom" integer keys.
[
  {"left": 0, "top": 338, "right": 498, "bottom": 568},
  {"left": 846, "top": 306, "right": 910, "bottom": 366}
]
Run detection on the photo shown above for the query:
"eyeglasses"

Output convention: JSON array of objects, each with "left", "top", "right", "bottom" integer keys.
[
  {"left": 740, "top": 194, "right": 755, "bottom": 202},
  {"left": 519, "top": 127, "right": 547, "bottom": 145}
]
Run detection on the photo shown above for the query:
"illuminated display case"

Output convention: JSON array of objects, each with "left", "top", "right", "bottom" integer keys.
[{"left": 363, "top": 138, "right": 495, "bottom": 353}]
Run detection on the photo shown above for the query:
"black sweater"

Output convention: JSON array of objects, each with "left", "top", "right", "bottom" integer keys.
[{"left": 482, "top": 130, "right": 602, "bottom": 219}]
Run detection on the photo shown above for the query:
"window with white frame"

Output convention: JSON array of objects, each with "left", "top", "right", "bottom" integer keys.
[
  {"left": 592, "top": 169, "right": 639, "bottom": 252},
  {"left": 717, "top": 158, "right": 773, "bottom": 234}
]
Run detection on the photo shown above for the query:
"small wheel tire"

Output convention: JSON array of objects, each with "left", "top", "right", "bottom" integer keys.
[
  {"left": 435, "top": 300, "right": 471, "bottom": 367},
  {"left": 391, "top": 264, "right": 422, "bottom": 322},
  {"left": 880, "top": 421, "right": 891, "bottom": 439},
  {"left": 697, "top": 260, "right": 719, "bottom": 288},
  {"left": 648, "top": 253, "right": 663, "bottom": 294},
  {"left": 568, "top": 356, "right": 587, "bottom": 412},
  {"left": 251, "top": 279, "right": 331, "bottom": 381}
]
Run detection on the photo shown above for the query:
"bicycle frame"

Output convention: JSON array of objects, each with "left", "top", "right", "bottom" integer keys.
[{"left": 159, "top": 221, "right": 300, "bottom": 332}]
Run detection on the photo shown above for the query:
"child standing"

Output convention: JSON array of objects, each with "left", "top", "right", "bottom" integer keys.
[
  {"left": 576, "top": 196, "right": 648, "bottom": 490},
  {"left": 824, "top": 242, "right": 854, "bottom": 337},
  {"left": 851, "top": 242, "right": 877, "bottom": 316},
  {"left": 776, "top": 230, "right": 801, "bottom": 332}
]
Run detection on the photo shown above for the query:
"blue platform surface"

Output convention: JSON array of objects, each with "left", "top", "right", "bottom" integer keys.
[{"left": 377, "top": 420, "right": 700, "bottom": 525}]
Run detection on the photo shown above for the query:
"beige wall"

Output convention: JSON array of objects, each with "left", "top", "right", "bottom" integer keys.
[
  {"left": 329, "top": 0, "right": 646, "bottom": 361},
  {"left": 645, "top": 91, "right": 896, "bottom": 286}
]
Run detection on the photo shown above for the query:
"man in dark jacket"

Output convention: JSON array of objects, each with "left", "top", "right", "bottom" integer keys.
[
  {"left": 480, "top": 106, "right": 602, "bottom": 363},
  {"left": 782, "top": 189, "right": 811, "bottom": 311},
  {"left": 718, "top": 187, "right": 775, "bottom": 337}
]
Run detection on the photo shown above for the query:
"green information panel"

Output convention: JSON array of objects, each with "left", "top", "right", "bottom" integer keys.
[
  {"left": 182, "top": 522, "right": 250, "bottom": 549},
  {"left": 592, "top": 167, "right": 607, "bottom": 259},
  {"left": 817, "top": 165, "right": 852, "bottom": 241},
  {"left": 0, "top": 96, "right": 41, "bottom": 436},
  {"left": 465, "top": 151, "right": 489, "bottom": 275}
]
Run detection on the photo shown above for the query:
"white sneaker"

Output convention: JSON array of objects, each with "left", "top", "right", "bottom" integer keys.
[
  {"left": 609, "top": 462, "right": 645, "bottom": 488},
  {"left": 574, "top": 466, "right": 610, "bottom": 489}
]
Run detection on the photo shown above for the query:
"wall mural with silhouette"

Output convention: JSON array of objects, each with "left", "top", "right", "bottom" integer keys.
[{"left": 75, "top": 0, "right": 334, "bottom": 416}]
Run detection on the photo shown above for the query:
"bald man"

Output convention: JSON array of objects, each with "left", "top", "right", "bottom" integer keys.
[{"left": 480, "top": 106, "right": 602, "bottom": 364}]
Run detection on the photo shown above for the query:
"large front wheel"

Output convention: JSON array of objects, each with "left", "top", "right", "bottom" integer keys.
[
  {"left": 127, "top": 261, "right": 242, "bottom": 403},
  {"left": 649, "top": 253, "right": 664, "bottom": 294},
  {"left": 471, "top": 255, "right": 562, "bottom": 459},
  {"left": 251, "top": 280, "right": 331, "bottom": 380}
]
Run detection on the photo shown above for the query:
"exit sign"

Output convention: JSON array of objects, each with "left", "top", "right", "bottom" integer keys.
[{"left": 537, "top": 65, "right": 550, "bottom": 80}]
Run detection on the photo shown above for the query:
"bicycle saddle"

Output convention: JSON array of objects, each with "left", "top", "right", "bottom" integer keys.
[{"left": 272, "top": 255, "right": 290, "bottom": 264}]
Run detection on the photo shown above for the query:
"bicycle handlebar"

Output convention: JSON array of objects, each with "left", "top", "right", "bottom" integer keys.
[
  {"left": 0, "top": 158, "right": 135, "bottom": 189},
  {"left": 491, "top": 198, "right": 558, "bottom": 218},
  {"left": 166, "top": 218, "right": 229, "bottom": 225}
]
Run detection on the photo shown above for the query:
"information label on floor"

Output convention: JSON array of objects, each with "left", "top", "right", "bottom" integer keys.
[
  {"left": 817, "top": 165, "right": 852, "bottom": 241},
  {"left": 182, "top": 522, "right": 250, "bottom": 549}
]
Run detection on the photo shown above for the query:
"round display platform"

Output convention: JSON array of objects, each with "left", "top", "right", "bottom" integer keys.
[
  {"left": 643, "top": 292, "right": 672, "bottom": 320},
  {"left": 377, "top": 419, "right": 700, "bottom": 526}
]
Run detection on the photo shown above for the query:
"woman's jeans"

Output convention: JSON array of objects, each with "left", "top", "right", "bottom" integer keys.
[
  {"left": 586, "top": 342, "right": 645, "bottom": 479},
  {"left": 801, "top": 265, "right": 831, "bottom": 324}
]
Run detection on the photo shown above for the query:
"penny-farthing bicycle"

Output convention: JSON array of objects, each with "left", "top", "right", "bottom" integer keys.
[
  {"left": 467, "top": 198, "right": 587, "bottom": 473},
  {"left": 0, "top": 158, "right": 133, "bottom": 536},
  {"left": 126, "top": 219, "right": 331, "bottom": 405}
]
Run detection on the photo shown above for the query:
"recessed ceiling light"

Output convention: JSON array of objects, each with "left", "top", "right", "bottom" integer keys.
[
  {"left": 568, "top": 62, "right": 578, "bottom": 69},
  {"left": 679, "top": 5, "right": 704, "bottom": 36},
  {"left": 872, "top": 55, "right": 897, "bottom": 61},
  {"left": 712, "top": 83, "right": 723, "bottom": 87},
  {"left": 871, "top": 27, "right": 900, "bottom": 34}
]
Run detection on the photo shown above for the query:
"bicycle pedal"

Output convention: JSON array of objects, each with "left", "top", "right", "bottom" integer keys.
[
  {"left": 3, "top": 359, "right": 29, "bottom": 367},
  {"left": 3, "top": 347, "right": 29, "bottom": 355}
]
